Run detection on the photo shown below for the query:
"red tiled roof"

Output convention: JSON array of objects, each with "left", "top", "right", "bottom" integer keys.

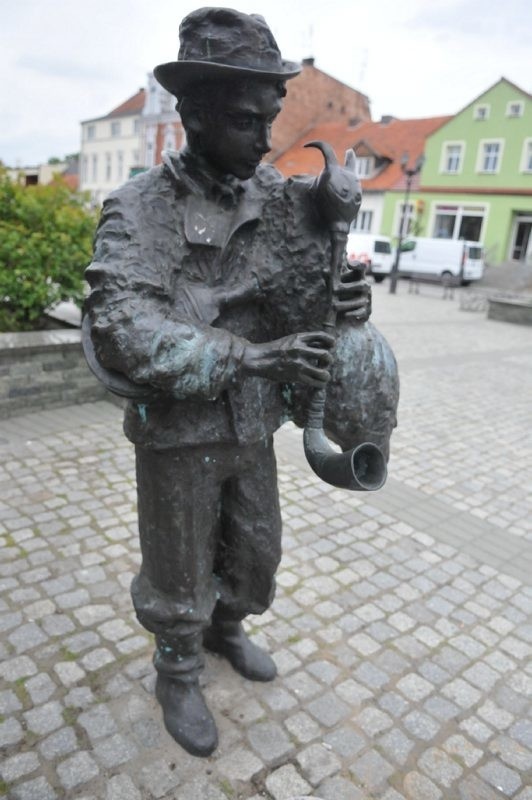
[
  {"left": 107, "top": 89, "right": 145, "bottom": 118},
  {"left": 274, "top": 116, "right": 451, "bottom": 191}
]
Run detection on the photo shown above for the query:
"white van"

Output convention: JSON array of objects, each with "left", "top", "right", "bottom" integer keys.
[
  {"left": 397, "top": 237, "right": 485, "bottom": 285},
  {"left": 346, "top": 233, "right": 394, "bottom": 283}
]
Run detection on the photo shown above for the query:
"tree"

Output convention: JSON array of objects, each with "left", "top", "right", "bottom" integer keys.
[{"left": 0, "top": 169, "right": 98, "bottom": 332}]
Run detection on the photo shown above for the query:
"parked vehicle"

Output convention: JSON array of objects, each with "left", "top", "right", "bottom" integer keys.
[
  {"left": 346, "top": 233, "right": 394, "bottom": 283},
  {"left": 397, "top": 237, "right": 485, "bottom": 285}
]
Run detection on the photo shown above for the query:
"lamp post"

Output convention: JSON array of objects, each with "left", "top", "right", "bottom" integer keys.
[{"left": 389, "top": 152, "right": 425, "bottom": 295}]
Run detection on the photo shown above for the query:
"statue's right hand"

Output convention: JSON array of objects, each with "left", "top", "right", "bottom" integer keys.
[{"left": 242, "top": 332, "right": 334, "bottom": 387}]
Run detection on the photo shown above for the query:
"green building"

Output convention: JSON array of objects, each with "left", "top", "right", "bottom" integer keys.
[{"left": 381, "top": 78, "right": 532, "bottom": 265}]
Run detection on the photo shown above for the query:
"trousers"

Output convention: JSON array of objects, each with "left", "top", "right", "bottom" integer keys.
[{"left": 131, "top": 436, "right": 282, "bottom": 676}]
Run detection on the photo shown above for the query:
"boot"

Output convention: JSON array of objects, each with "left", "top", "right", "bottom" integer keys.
[
  {"left": 153, "top": 634, "right": 218, "bottom": 757},
  {"left": 155, "top": 673, "right": 218, "bottom": 757},
  {"left": 203, "top": 620, "right": 277, "bottom": 682}
]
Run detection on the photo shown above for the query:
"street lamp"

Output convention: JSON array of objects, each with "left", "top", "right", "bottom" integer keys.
[{"left": 389, "top": 152, "right": 425, "bottom": 294}]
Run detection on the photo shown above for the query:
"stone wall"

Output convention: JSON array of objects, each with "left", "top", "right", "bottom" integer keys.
[{"left": 0, "top": 329, "right": 110, "bottom": 419}]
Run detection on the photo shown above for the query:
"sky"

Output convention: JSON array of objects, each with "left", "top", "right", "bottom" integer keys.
[{"left": 1, "top": 0, "right": 531, "bottom": 166}]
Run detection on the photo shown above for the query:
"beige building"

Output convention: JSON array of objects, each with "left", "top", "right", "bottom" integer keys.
[
  {"left": 80, "top": 89, "right": 146, "bottom": 205},
  {"left": 79, "top": 80, "right": 183, "bottom": 205}
]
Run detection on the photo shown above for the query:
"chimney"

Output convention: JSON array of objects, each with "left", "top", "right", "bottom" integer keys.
[
  {"left": 302, "top": 57, "right": 315, "bottom": 67},
  {"left": 380, "top": 115, "right": 395, "bottom": 125}
]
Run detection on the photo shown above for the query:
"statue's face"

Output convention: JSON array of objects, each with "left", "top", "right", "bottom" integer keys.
[{"left": 195, "top": 82, "right": 283, "bottom": 179}]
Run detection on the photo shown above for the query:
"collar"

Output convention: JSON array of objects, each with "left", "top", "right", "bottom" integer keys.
[{"left": 164, "top": 147, "right": 245, "bottom": 209}]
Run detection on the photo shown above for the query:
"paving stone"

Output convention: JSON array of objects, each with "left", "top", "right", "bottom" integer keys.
[
  {"left": 54, "top": 661, "right": 86, "bottom": 686},
  {"left": 284, "top": 710, "right": 321, "bottom": 744},
  {"left": 105, "top": 774, "right": 142, "bottom": 800},
  {"left": 78, "top": 703, "right": 117, "bottom": 741},
  {"left": 396, "top": 673, "right": 434, "bottom": 701},
  {"left": 478, "top": 699, "right": 514, "bottom": 729},
  {"left": 349, "top": 750, "right": 394, "bottom": 793},
  {"left": 56, "top": 751, "right": 99, "bottom": 791},
  {"left": 216, "top": 747, "right": 263, "bottom": 782},
  {"left": 479, "top": 759, "right": 522, "bottom": 795},
  {"left": 265, "top": 764, "right": 312, "bottom": 800},
  {"left": 306, "top": 691, "right": 350, "bottom": 727},
  {"left": 24, "top": 700, "right": 63, "bottom": 735},
  {"left": 9, "top": 776, "right": 57, "bottom": 800},
  {"left": 378, "top": 727, "right": 415, "bottom": 765},
  {"left": 403, "top": 771, "right": 442, "bottom": 800},
  {"left": 307, "top": 659, "right": 341, "bottom": 684},
  {"left": 489, "top": 735, "right": 532, "bottom": 771},
  {"left": 296, "top": 743, "right": 342, "bottom": 786},
  {"left": 93, "top": 732, "right": 138, "bottom": 767},
  {"left": 0, "top": 654, "right": 37, "bottom": 681},
  {"left": 319, "top": 776, "right": 367, "bottom": 800},
  {"left": 8, "top": 621, "right": 48, "bottom": 653},
  {"left": 418, "top": 747, "right": 463, "bottom": 787},
  {"left": 0, "top": 688, "right": 22, "bottom": 714},
  {"left": 80, "top": 647, "right": 115, "bottom": 671},
  {"left": 443, "top": 734, "right": 483, "bottom": 767},
  {"left": 459, "top": 716, "right": 494, "bottom": 743},
  {"left": 403, "top": 710, "right": 441, "bottom": 741},
  {"left": 139, "top": 757, "right": 181, "bottom": 797},
  {"left": 174, "top": 777, "right": 227, "bottom": 800},
  {"left": 323, "top": 726, "right": 366, "bottom": 759},
  {"left": 458, "top": 775, "right": 503, "bottom": 800},
  {"left": 248, "top": 720, "right": 294, "bottom": 765},
  {"left": 284, "top": 670, "right": 322, "bottom": 699},
  {"left": 73, "top": 604, "right": 115, "bottom": 626},
  {"left": 441, "top": 678, "right": 482, "bottom": 708},
  {"left": 39, "top": 726, "right": 78, "bottom": 760},
  {"left": 0, "top": 751, "right": 40, "bottom": 782},
  {"left": 25, "top": 672, "right": 56, "bottom": 704},
  {"left": 510, "top": 719, "right": 532, "bottom": 748},
  {"left": 355, "top": 706, "right": 393, "bottom": 737},
  {"left": 260, "top": 685, "right": 298, "bottom": 712},
  {"left": 41, "top": 614, "right": 75, "bottom": 636}
]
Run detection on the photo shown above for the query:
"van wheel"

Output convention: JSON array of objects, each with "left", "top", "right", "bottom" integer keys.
[
  {"left": 441, "top": 271, "right": 453, "bottom": 287},
  {"left": 373, "top": 275, "right": 385, "bottom": 283}
]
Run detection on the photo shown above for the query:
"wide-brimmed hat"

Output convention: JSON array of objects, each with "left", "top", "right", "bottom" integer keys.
[{"left": 154, "top": 7, "right": 301, "bottom": 97}]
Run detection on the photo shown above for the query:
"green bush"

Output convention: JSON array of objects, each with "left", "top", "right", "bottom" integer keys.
[{"left": 0, "top": 168, "right": 98, "bottom": 332}]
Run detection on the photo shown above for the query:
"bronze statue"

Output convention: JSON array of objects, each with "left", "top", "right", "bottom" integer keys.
[{"left": 84, "top": 7, "right": 398, "bottom": 758}]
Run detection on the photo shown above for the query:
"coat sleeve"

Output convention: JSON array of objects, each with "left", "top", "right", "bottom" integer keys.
[{"left": 84, "top": 188, "right": 247, "bottom": 401}]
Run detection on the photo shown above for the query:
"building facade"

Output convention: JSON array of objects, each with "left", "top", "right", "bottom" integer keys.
[
  {"left": 381, "top": 79, "right": 532, "bottom": 265},
  {"left": 79, "top": 81, "right": 183, "bottom": 205}
]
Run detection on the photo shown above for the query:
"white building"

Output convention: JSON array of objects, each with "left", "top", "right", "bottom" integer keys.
[{"left": 79, "top": 78, "right": 183, "bottom": 205}]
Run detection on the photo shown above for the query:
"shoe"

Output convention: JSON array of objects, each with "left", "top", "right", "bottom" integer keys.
[
  {"left": 155, "top": 673, "right": 218, "bottom": 757},
  {"left": 203, "top": 621, "right": 277, "bottom": 682}
]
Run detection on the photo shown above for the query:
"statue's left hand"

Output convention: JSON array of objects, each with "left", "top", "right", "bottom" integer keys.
[{"left": 333, "top": 261, "right": 372, "bottom": 322}]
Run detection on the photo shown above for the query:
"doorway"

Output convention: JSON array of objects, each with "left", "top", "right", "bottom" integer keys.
[{"left": 511, "top": 217, "right": 532, "bottom": 262}]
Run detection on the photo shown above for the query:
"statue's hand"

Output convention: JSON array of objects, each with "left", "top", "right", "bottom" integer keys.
[
  {"left": 242, "top": 332, "right": 334, "bottom": 387},
  {"left": 333, "top": 261, "right": 372, "bottom": 322}
]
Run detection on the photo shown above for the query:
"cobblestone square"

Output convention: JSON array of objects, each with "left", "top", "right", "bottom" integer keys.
[{"left": 0, "top": 284, "right": 531, "bottom": 798}]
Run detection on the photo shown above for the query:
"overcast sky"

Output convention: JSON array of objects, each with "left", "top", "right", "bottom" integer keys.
[{"left": 2, "top": 0, "right": 531, "bottom": 166}]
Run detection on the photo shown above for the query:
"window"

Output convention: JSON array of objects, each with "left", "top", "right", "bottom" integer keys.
[
  {"left": 474, "top": 104, "right": 490, "bottom": 121},
  {"left": 132, "top": 150, "right": 140, "bottom": 165},
  {"left": 396, "top": 202, "right": 414, "bottom": 236},
  {"left": 521, "top": 139, "right": 532, "bottom": 173},
  {"left": 81, "top": 155, "right": 88, "bottom": 183},
  {"left": 111, "top": 121, "right": 121, "bottom": 137},
  {"left": 351, "top": 210, "right": 373, "bottom": 232},
  {"left": 117, "top": 151, "right": 124, "bottom": 181},
  {"left": 441, "top": 142, "right": 464, "bottom": 174},
  {"left": 134, "top": 118, "right": 140, "bottom": 135},
  {"left": 91, "top": 154, "right": 98, "bottom": 182},
  {"left": 355, "top": 157, "right": 373, "bottom": 178},
  {"left": 432, "top": 204, "right": 485, "bottom": 242},
  {"left": 86, "top": 124, "right": 95, "bottom": 140},
  {"left": 105, "top": 153, "right": 112, "bottom": 182},
  {"left": 477, "top": 140, "right": 503, "bottom": 173},
  {"left": 507, "top": 101, "right": 524, "bottom": 118}
]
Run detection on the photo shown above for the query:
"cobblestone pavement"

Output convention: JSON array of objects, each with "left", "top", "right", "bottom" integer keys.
[{"left": 1, "top": 284, "right": 531, "bottom": 800}]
